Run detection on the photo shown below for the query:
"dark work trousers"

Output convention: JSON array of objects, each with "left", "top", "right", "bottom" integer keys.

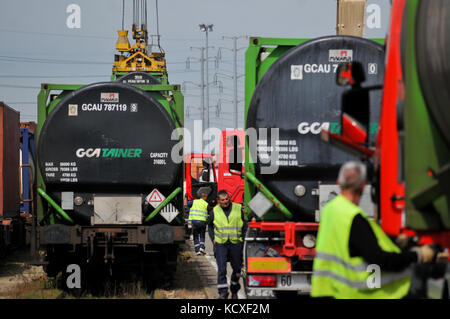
[
  {"left": 192, "top": 220, "right": 207, "bottom": 253},
  {"left": 215, "top": 241, "right": 243, "bottom": 297}
]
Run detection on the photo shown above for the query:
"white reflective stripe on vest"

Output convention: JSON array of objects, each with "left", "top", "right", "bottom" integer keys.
[
  {"left": 215, "top": 226, "right": 241, "bottom": 231},
  {"left": 313, "top": 270, "right": 368, "bottom": 289},
  {"left": 315, "top": 252, "right": 368, "bottom": 272},
  {"left": 313, "top": 267, "right": 412, "bottom": 289},
  {"left": 189, "top": 213, "right": 208, "bottom": 218},
  {"left": 190, "top": 209, "right": 208, "bottom": 214},
  {"left": 215, "top": 233, "right": 241, "bottom": 238}
]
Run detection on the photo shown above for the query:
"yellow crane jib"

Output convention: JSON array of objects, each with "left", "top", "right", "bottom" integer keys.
[
  {"left": 114, "top": 29, "right": 166, "bottom": 73},
  {"left": 114, "top": 0, "right": 166, "bottom": 74}
]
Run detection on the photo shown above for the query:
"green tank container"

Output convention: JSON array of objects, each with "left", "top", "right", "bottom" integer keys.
[
  {"left": 34, "top": 79, "right": 185, "bottom": 281},
  {"left": 244, "top": 36, "right": 384, "bottom": 222},
  {"left": 404, "top": 0, "right": 450, "bottom": 230}
]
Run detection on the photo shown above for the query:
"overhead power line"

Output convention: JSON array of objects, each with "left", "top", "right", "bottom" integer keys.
[
  {"left": 0, "top": 74, "right": 109, "bottom": 78},
  {"left": 0, "top": 84, "right": 40, "bottom": 89},
  {"left": 216, "top": 36, "right": 247, "bottom": 129},
  {"left": 0, "top": 29, "right": 225, "bottom": 42},
  {"left": 0, "top": 55, "right": 111, "bottom": 65},
  {"left": 4, "top": 102, "right": 36, "bottom": 104},
  {"left": 0, "top": 28, "right": 116, "bottom": 40},
  {"left": 0, "top": 55, "right": 201, "bottom": 66}
]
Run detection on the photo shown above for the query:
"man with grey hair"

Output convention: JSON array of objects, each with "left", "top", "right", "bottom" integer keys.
[
  {"left": 337, "top": 161, "right": 367, "bottom": 193},
  {"left": 311, "top": 161, "right": 439, "bottom": 298},
  {"left": 185, "top": 187, "right": 212, "bottom": 255}
]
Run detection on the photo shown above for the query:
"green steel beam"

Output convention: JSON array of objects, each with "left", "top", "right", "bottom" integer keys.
[
  {"left": 40, "top": 83, "right": 84, "bottom": 91},
  {"left": 37, "top": 188, "right": 74, "bottom": 224},
  {"left": 37, "top": 88, "right": 50, "bottom": 223},
  {"left": 249, "top": 37, "right": 310, "bottom": 46},
  {"left": 135, "top": 84, "right": 180, "bottom": 91},
  {"left": 144, "top": 187, "right": 182, "bottom": 223}
]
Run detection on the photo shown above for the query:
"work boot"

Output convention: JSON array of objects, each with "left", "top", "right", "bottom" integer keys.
[
  {"left": 196, "top": 251, "right": 201, "bottom": 256},
  {"left": 200, "top": 248, "right": 206, "bottom": 255},
  {"left": 218, "top": 294, "right": 228, "bottom": 299},
  {"left": 231, "top": 293, "right": 238, "bottom": 299}
]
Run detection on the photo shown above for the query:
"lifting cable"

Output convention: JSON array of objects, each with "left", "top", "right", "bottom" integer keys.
[
  {"left": 136, "top": 0, "right": 138, "bottom": 25},
  {"left": 133, "top": 0, "right": 135, "bottom": 26},
  {"left": 156, "top": 0, "right": 162, "bottom": 50},
  {"left": 122, "top": 0, "right": 125, "bottom": 30},
  {"left": 143, "top": 0, "right": 147, "bottom": 27},
  {"left": 145, "top": 0, "right": 148, "bottom": 27}
]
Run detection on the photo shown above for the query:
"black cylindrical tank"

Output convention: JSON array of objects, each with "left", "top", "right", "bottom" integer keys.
[
  {"left": 38, "top": 82, "right": 180, "bottom": 223},
  {"left": 247, "top": 36, "right": 385, "bottom": 221},
  {"left": 416, "top": 0, "right": 450, "bottom": 147}
]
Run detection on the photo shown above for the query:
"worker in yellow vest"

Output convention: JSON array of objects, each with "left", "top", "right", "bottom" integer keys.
[
  {"left": 185, "top": 187, "right": 211, "bottom": 255},
  {"left": 311, "top": 161, "right": 445, "bottom": 298},
  {"left": 207, "top": 190, "right": 247, "bottom": 299}
]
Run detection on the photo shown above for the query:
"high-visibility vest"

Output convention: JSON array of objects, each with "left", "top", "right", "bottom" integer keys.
[
  {"left": 213, "top": 203, "right": 243, "bottom": 244},
  {"left": 188, "top": 199, "right": 209, "bottom": 221},
  {"left": 311, "top": 195, "right": 411, "bottom": 299}
]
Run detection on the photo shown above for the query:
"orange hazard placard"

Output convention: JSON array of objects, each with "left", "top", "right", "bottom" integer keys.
[{"left": 247, "top": 257, "right": 291, "bottom": 273}]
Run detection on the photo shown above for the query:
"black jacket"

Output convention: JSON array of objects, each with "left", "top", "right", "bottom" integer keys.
[{"left": 349, "top": 214, "right": 417, "bottom": 271}]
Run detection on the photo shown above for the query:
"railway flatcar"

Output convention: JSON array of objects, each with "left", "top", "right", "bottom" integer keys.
[{"left": 33, "top": 2, "right": 185, "bottom": 291}]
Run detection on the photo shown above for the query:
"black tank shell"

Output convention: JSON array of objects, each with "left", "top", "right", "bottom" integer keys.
[
  {"left": 416, "top": 0, "right": 450, "bottom": 146},
  {"left": 247, "top": 36, "right": 385, "bottom": 221},
  {"left": 38, "top": 82, "right": 179, "bottom": 187}
]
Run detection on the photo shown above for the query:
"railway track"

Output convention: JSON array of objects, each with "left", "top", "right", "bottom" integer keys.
[{"left": 0, "top": 243, "right": 210, "bottom": 299}]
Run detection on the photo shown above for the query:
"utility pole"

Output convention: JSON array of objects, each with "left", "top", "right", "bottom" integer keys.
[
  {"left": 185, "top": 47, "right": 206, "bottom": 126},
  {"left": 216, "top": 36, "right": 247, "bottom": 129},
  {"left": 336, "top": 0, "right": 367, "bottom": 36},
  {"left": 184, "top": 41, "right": 219, "bottom": 152},
  {"left": 205, "top": 27, "right": 210, "bottom": 131},
  {"left": 199, "top": 24, "right": 214, "bottom": 133}
]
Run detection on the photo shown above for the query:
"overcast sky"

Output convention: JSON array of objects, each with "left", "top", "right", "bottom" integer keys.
[{"left": 0, "top": 0, "right": 391, "bottom": 152}]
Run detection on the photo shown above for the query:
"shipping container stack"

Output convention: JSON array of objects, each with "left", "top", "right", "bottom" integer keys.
[{"left": 0, "top": 102, "right": 24, "bottom": 257}]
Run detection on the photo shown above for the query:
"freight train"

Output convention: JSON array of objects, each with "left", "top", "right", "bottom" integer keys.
[
  {"left": 32, "top": 3, "right": 186, "bottom": 291},
  {"left": 241, "top": 36, "right": 385, "bottom": 298}
]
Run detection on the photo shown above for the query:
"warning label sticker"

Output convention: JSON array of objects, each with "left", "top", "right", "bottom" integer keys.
[
  {"left": 291, "top": 65, "right": 303, "bottom": 80},
  {"left": 329, "top": 49, "right": 353, "bottom": 62},
  {"left": 100, "top": 92, "right": 119, "bottom": 103},
  {"left": 68, "top": 104, "right": 78, "bottom": 116},
  {"left": 146, "top": 189, "right": 166, "bottom": 208},
  {"left": 368, "top": 63, "right": 378, "bottom": 75}
]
